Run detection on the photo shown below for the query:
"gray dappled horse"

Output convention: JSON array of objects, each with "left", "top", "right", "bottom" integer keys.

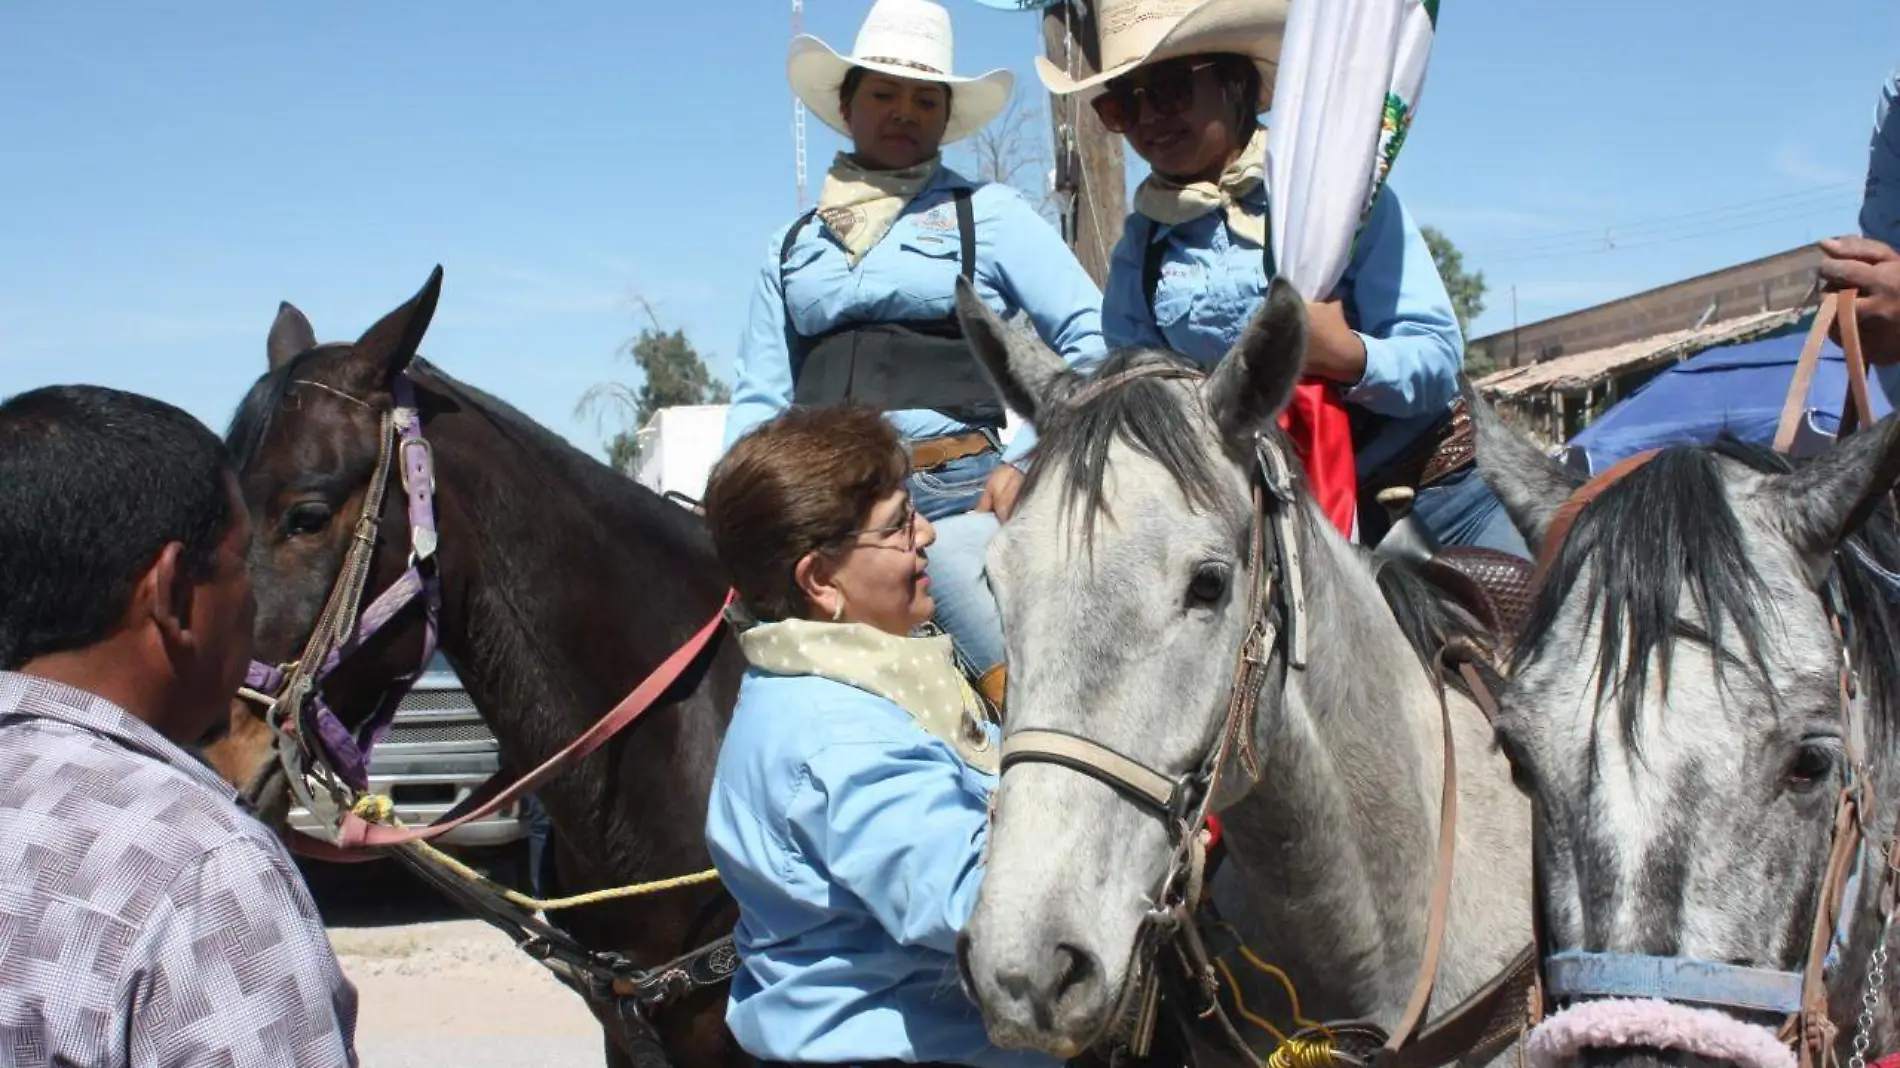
[
  {"left": 950, "top": 277, "right": 1532, "bottom": 1065},
  {"left": 1468, "top": 389, "right": 1900, "bottom": 1068}
]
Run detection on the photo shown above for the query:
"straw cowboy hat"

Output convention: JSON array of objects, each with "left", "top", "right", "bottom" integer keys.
[
  {"left": 1035, "top": 0, "right": 1288, "bottom": 107},
  {"left": 789, "top": 0, "right": 1015, "bottom": 146}
]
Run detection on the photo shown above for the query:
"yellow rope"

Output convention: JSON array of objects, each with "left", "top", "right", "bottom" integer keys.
[
  {"left": 348, "top": 793, "right": 722, "bottom": 911},
  {"left": 1234, "top": 940, "right": 1325, "bottom": 1032},
  {"left": 1216, "top": 957, "right": 1290, "bottom": 1044},
  {"left": 1209, "top": 920, "right": 1340, "bottom": 1067},
  {"left": 1265, "top": 1035, "right": 1338, "bottom": 1068}
]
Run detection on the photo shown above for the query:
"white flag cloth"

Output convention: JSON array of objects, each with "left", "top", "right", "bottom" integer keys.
[{"left": 1267, "top": 0, "right": 1438, "bottom": 301}]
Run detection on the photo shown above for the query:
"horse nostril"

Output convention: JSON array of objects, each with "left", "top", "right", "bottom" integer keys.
[
  {"left": 956, "top": 932, "right": 979, "bottom": 996},
  {"left": 1053, "top": 942, "right": 1099, "bottom": 1004}
]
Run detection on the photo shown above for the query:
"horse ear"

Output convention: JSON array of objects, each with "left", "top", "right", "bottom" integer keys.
[
  {"left": 267, "top": 302, "right": 318, "bottom": 370},
  {"left": 1202, "top": 277, "right": 1305, "bottom": 449},
  {"left": 955, "top": 276, "right": 1075, "bottom": 421},
  {"left": 353, "top": 265, "right": 444, "bottom": 384},
  {"left": 1764, "top": 414, "right": 1900, "bottom": 584},
  {"left": 1461, "top": 379, "right": 1582, "bottom": 549}
]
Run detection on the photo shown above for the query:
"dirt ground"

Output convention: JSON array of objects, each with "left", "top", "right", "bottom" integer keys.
[{"left": 308, "top": 859, "right": 612, "bottom": 1068}]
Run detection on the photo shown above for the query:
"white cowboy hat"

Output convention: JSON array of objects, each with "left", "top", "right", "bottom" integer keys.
[
  {"left": 788, "top": 0, "right": 1015, "bottom": 146},
  {"left": 1036, "top": 0, "right": 1288, "bottom": 107}
]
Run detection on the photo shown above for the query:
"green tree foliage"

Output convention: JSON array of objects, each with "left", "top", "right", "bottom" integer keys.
[
  {"left": 578, "top": 299, "right": 731, "bottom": 471},
  {"left": 1420, "top": 225, "right": 1494, "bottom": 377}
]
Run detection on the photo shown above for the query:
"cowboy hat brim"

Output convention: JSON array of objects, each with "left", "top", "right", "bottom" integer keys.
[
  {"left": 1035, "top": 0, "right": 1287, "bottom": 105},
  {"left": 789, "top": 34, "right": 1015, "bottom": 146}
]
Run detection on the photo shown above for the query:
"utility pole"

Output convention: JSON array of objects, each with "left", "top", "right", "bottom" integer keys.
[{"left": 1041, "top": 1, "right": 1125, "bottom": 289}]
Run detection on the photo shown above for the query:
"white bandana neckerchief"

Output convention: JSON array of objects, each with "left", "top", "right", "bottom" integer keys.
[
  {"left": 816, "top": 152, "right": 943, "bottom": 267},
  {"left": 740, "top": 619, "right": 999, "bottom": 773},
  {"left": 1133, "top": 125, "right": 1269, "bottom": 247}
]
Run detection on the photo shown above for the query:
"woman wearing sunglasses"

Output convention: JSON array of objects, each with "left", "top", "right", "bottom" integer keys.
[
  {"left": 725, "top": 0, "right": 1108, "bottom": 709},
  {"left": 1040, "top": 0, "right": 1527, "bottom": 556},
  {"left": 701, "top": 404, "right": 1051, "bottom": 1068}
]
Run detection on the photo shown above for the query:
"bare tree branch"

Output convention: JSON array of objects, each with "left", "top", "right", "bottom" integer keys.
[{"left": 956, "top": 84, "right": 1058, "bottom": 225}]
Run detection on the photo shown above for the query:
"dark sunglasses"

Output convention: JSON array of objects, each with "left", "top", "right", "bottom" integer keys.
[{"left": 1090, "top": 59, "right": 1218, "bottom": 135}]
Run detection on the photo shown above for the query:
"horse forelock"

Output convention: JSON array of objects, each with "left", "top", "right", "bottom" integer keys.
[{"left": 1518, "top": 438, "right": 1900, "bottom": 757}]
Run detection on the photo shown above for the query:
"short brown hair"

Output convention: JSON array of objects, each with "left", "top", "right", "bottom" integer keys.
[{"left": 704, "top": 405, "right": 910, "bottom": 623}]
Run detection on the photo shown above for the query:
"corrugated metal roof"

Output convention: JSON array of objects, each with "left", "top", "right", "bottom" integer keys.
[{"left": 1475, "top": 307, "right": 1807, "bottom": 399}]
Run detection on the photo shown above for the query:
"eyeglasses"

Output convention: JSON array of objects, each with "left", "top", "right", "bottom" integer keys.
[
  {"left": 832, "top": 497, "right": 919, "bottom": 554},
  {"left": 1090, "top": 59, "right": 1218, "bottom": 135}
]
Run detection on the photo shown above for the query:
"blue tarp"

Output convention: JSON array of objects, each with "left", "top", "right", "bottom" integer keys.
[{"left": 1562, "top": 320, "right": 1893, "bottom": 474}]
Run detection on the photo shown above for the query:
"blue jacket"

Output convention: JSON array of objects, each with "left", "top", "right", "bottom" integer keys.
[
  {"left": 704, "top": 667, "right": 1056, "bottom": 1068},
  {"left": 1102, "top": 183, "right": 1463, "bottom": 476},
  {"left": 1862, "top": 72, "right": 1900, "bottom": 403},
  {"left": 724, "top": 166, "right": 1107, "bottom": 465}
]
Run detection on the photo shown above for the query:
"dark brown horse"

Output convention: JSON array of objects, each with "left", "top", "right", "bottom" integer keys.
[{"left": 204, "top": 267, "right": 748, "bottom": 1068}]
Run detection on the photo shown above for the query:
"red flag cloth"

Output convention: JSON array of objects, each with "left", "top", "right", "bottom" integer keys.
[{"left": 1278, "top": 377, "right": 1358, "bottom": 537}]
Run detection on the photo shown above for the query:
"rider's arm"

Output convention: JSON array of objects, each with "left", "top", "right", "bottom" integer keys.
[
  {"left": 128, "top": 836, "right": 360, "bottom": 1068},
  {"left": 1862, "top": 71, "right": 1900, "bottom": 247},
  {"left": 723, "top": 224, "right": 802, "bottom": 452},
  {"left": 981, "top": 186, "right": 1107, "bottom": 467},
  {"left": 1337, "top": 185, "right": 1463, "bottom": 420},
  {"left": 1101, "top": 214, "right": 1168, "bottom": 353},
  {"left": 788, "top": 735, "right": 993, "bottom": 955}
]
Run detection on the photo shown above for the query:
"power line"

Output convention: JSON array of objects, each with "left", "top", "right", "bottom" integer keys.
[
  {"left": 1483, "top": 194, "right": 1857, "bottom": 264},
  {"left": 1464, "top": 181, "right": 1859, "bottom": 259}
]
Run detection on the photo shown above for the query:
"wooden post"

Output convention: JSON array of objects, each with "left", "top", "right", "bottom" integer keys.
[{"left": 1042, "top": 1, "right": 1125, "bottom": 289}]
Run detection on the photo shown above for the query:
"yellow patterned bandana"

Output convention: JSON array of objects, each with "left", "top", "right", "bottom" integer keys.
[{"left": 740, "top": 619, "right": 999, "bottom": 773}]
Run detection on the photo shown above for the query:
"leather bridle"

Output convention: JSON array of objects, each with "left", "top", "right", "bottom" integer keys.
[
  {"left": 995, "top": 365, "right": 1533, "bottom": 1068},
  {"left": 1520, "top": 290, "right": 1900, "bottom": 1068},
  {"left": 236, "top": 370, "right": 442, "bottom": 829}
]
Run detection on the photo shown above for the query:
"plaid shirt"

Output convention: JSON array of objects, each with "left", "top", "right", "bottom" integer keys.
[{"left": 0, "top": 672, "right": 359, "bottom": 1068}]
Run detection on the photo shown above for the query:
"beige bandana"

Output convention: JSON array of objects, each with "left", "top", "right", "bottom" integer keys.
[
  {"left": 1133, "top": 126, "right": 1269, "bottom": 247},
  {"left": 740, "top": 619, "right": 999, "bottom": 773},
  {"left": 816, "top": 152, "right": 943, "bottom": 267}
]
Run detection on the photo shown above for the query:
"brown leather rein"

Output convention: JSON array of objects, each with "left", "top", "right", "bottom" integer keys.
[
  {"left": 1519, "top": 289, "right": 1900, "bottom": 1068},
  {"left": 995, "top": 364, "right": 1535, "bottom": 1068}
]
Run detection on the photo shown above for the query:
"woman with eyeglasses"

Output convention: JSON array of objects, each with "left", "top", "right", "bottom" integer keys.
[
  {"left": 701, "top": 404, "right": 1051, "bottom": 1068},
  {"left": 725, "top": 0, "right": 1108, "bottom": 709},
  {"left": 1040, "top": 0, "right": 1528, "bottom": 556}
]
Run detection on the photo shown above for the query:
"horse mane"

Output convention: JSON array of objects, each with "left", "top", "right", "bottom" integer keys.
[
  {"left": 1520, "top": 436, "right": 1900, "bottom": 757},
  {"left": 1366, "top": 551, "right": 1505, "bottom": 699},
  {"left": 1022, "top": 347, "right": 1267, "bottom": 541},
  {"left": 1026, "top": 346, "right": 1487, "bottom": 685}
]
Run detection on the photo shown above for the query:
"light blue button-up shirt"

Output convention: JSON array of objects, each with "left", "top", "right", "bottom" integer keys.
[
  {"left": 704, "top": 667, "right": 1056, "bottom": 1068},
  {"left": 1102, "top": 183, "right": 1463, "bottom": 476},
  {"left": 1861, "top": 72, "right": 1900, "bottom": 403},
  {"left": 724, "top": 166, "right": 1107, "bottom": 465}
]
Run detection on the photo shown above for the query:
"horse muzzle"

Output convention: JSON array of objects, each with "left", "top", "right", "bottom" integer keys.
[{"left": 958, "top": 925, "right": 1114, "bottom": 1058}]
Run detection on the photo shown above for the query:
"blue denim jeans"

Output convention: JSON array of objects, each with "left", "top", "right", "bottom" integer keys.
[
  {"left": 904, "top": 446, "right": 1007, "bottom": 675},
  {"left": 1410, "top": 466, "right": 1531, "bottom": 558}
]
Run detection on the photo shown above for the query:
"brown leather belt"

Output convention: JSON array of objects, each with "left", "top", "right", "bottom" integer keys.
[
  {"left": 1366, "top": 398, "right": 1476, "bottom": 497},
  {"left": 909, "top": 430, "right": 995, "bottom": 471}
]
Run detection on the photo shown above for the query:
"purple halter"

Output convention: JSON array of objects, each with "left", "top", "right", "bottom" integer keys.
[{"left": 241, "top": 371, "right": 441, "bottom": 791}]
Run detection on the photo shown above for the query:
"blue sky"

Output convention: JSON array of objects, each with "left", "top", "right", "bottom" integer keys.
[{"left": 3, "top": 2, "right": 1896, "bottom": 459}]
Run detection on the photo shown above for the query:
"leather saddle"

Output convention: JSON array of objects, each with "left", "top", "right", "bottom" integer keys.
[{"left": 1372, "top": 489, "right": 1536, "bottom": 647}]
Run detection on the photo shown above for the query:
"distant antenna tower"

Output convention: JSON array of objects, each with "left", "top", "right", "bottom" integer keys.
[{"left": 792, "top": 0, "right": 809, "bottom": 209}]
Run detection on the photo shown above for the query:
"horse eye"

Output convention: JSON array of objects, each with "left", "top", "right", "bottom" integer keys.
[
  {"left": 283, "top": 502, "right": 334, "bottom": 537},
  {"left": 1186, "top": 563, "right": 1230, "bottom": 607},
  {"left": 1787, "top": 745, "right": 1836, "bottom": 792}
]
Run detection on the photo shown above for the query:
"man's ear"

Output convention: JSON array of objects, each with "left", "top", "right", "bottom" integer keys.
[{"left": 141, "top": 542, "right": 197, "bottom": 656}]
